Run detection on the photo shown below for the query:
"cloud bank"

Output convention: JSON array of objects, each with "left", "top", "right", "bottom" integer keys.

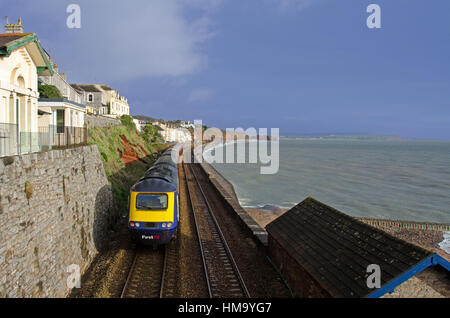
[{"left": 6, "top": 0, "right": 221, "bottom": 82}]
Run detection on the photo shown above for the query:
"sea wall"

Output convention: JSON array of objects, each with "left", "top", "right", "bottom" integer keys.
[
  {"left": 200, "top": 162, "right": 268, "bottom": 245},
  {"left": 358, "top": 218, "right": 450, "bottom": 232},
  {"left": 0, "top": 145, "right": 117, "bottom": 297}
]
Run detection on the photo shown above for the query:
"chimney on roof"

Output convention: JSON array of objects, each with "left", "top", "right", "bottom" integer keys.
[{"left": 5, "top": 18, "right": 24, "bottom": 33}]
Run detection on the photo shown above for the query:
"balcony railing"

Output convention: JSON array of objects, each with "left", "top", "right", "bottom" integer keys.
[
  {"left": 39, "top": 125, "right": 87, "bottom": 148},
  {"left": 0, "top": 123, "right": 87, "bottom": 158}
]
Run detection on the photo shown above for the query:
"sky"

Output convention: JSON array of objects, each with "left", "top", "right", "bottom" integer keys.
[{"left": 1, "top": 0, "right": 450, "bottom": 140}]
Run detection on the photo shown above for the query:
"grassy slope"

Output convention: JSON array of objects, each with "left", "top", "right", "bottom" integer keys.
[{"left": 88, "top": 125, "right": 169, "bottom": 216}]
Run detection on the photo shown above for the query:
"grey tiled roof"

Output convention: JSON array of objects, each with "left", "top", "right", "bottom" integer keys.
[
  {"left": 0, "top": 34, "right": 23, "bottom": 47},
  {"left": 266, "top": 197, "right": 433, "bottom": 297},
  {"left": 70, "top": 84, "right": 102, "bottom": 93}
]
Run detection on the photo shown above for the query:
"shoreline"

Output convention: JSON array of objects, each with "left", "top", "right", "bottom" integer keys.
[
  {"left": 199, "top": 160, "right": 450, "bottom": 297},
  {"left": 203, "top": 138, "right": 449, "bottom": 225},
  {"left": 201, "top": 159, "right": 450, "bottom": 261},
  {"left": 199, "top": 140, "right": 450, "bottom": 262}
]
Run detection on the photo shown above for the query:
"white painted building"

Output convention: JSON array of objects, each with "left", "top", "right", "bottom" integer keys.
[
  {"left": 133, "top": 118, "right": 148, "bottom": 133},
  {"left": 0, "top": 21, "right": 54, "bottom": 156},
  {"left": 38, "top": 99, "right": 85, "bottom": 128},
  {"left": 181, "top": 121, "right": 195, "bottom": 129},
  {"left": 160, "top": 126, "right": 192, "bottom": 143}
]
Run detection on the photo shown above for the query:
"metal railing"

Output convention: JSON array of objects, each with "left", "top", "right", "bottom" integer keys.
[
  {"left": 0, "top": 123, "right": 19, "bottom": 157},
  {"left": 0, "top": 123, "right": 87, "bottom": 158},
  {"left": 39, "top": 125, "right": 87, "bottom": 148}
]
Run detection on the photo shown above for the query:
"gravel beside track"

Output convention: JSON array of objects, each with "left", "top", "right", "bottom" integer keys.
[
  {"left": 184, "top": 163, "right": 250, "bottom": 298},
  {"left": 121, "top": 247, "right": 166, "bottom": 298},
  {"left": 72, "top": 162, "right": 290, "bottom": 298},
  {"left": 190, "top": 163, "right": 291, "bottom": 298}
]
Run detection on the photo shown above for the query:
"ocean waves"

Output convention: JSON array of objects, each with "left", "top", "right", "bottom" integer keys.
[{"left": 212, "top": 139, "right": 450, "bottom": 224}]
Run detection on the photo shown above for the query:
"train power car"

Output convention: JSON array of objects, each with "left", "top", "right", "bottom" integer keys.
[{"left": 128, "top": 145, "right": 183, "bottom": 245}]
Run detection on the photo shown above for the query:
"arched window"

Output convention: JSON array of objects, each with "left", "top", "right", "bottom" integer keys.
[
  {"left": 88, "top": 94, "right": 93, "bottom": 102},
  {"left": 17, "top": 76, "right": 25, "bottom": 89}
]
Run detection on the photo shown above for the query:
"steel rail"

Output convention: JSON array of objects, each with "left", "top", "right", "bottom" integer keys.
[
  {"left": 187, "top": 163, "right": 250, "bottom": 298},
  {"left": 120, "top": 250, "right": 138, "bottom": 298},
  {"left": 183, "top": 163, "right": 213, "bottom": 298},
  {"left": 159, "top": 245, "right": 169, "bottom": 298},
  {"left": 120, "top": 246, "right": 167, "bottom": 298}
]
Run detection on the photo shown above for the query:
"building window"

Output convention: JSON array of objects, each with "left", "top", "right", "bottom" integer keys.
[
  {"left": 56, "top": 109, "right": 65, "bottom": 133},
  {"left": 88, "top": 94, "right": 93, "bottom": 102}
]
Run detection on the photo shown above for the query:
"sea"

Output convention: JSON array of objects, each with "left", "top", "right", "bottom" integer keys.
[{"left": 208, "top": 137, "right": 450, "bottom": 224}]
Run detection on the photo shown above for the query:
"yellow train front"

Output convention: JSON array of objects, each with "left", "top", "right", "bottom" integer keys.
[{"left": 128, "top": 147, "right": 181, "bottom": 245}]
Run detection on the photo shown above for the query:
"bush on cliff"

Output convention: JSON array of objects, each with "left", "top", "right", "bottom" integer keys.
[
  {"left": 141, "top": 124, "right": 161, "bottom": 144},
  {"left": 88, "top": 124, "right": 168, "bottom": 216},
  {"left": 120, "top": 115, "right": 136, "bottom": 131}
]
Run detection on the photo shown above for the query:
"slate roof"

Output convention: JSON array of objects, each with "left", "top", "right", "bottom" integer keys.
[
  {"left": 70, "top": 84, "right": 102, "bottom": 93},
  {"left": 0, "top": 34, "right": 26, "bottom": 47},
  {"left": 266, "top": 197, "right": 434, "bottom": 298},
  {"left": 100, "top": 85, "right": 113, "bottom": 91}
]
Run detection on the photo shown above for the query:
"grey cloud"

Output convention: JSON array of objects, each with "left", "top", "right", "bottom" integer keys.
[{"left": 11, "top": 0, "right": 220, "bottom": 82}]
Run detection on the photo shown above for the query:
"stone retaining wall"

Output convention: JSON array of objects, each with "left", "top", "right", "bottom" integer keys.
[
  {"left": 85, "top": 114, "right": 121, "bottom": 128},
  {"left": 0, "top": 145, "right": 117, "bottom": 297}
]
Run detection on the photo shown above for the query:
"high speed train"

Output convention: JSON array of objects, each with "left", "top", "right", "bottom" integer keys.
[{"left": 128, "top": 144, "right": 183, "bottom": 245}]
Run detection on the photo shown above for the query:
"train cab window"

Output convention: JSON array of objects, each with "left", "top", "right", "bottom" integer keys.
[{"left": 136, "top": 194, "right": 168, "bottom": 211}]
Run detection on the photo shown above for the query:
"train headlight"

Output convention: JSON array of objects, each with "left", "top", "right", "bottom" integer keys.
[
  {"left": 130, "top": 222, "right": 135, "bottom": 227},
  {"left": 161, "top": 223, "right": 167, "bottom": 228},
  {"left": 167, "top": 223, "right": 173, "bottom": 228},
  {"left": 135, "top": 223, "right": 140, "bottom": 228}
]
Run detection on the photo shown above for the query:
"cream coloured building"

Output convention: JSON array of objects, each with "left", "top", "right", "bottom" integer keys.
[
  {"left": 100, "top": 85, "right": 130, "bottom": 117},
  {"left": 0, "top": 24, "right": 54, "bottom": 156},
  {"left": 38, "top": 99, "right": 85, "bottom": 128},
  {"left": 37, "top": 99, "right": 86, "bottom": 148},
  {"left": 70, "top": 84, "right": 130, "bottom": 117}
]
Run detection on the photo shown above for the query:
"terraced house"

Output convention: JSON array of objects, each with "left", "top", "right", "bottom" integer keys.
[
  {"left": 38, "top": 58, "right": 87, "bottom": 148},
  {"left": 100, "top": 85, "right": 130, "bottom": 118},
  {"left": 0, "top": 19, "right": 53, "bottom": 157},
  {"left": 70, "top": 83, "right": 130, "bottom": 117}
]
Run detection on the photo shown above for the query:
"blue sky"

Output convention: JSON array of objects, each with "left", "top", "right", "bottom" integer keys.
[{"left": 2, "top": 0, "right": 450, "bottom": 139}]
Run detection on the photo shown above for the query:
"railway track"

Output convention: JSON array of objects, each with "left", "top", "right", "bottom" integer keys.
[
  {"left": 120, "top": 244, "right": 179, "bottom": 298},
  {"left": 184, "top": 163, "right": 250, "bottom": 298}
]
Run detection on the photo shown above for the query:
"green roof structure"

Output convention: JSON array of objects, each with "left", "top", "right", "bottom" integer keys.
[{"left": 0, "top": 33, "right": 54, "bottom": 76}]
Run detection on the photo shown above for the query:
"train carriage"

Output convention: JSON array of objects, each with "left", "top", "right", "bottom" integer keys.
[{"left": 128, "top": 145, "right": 182, "bottom": 245}]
